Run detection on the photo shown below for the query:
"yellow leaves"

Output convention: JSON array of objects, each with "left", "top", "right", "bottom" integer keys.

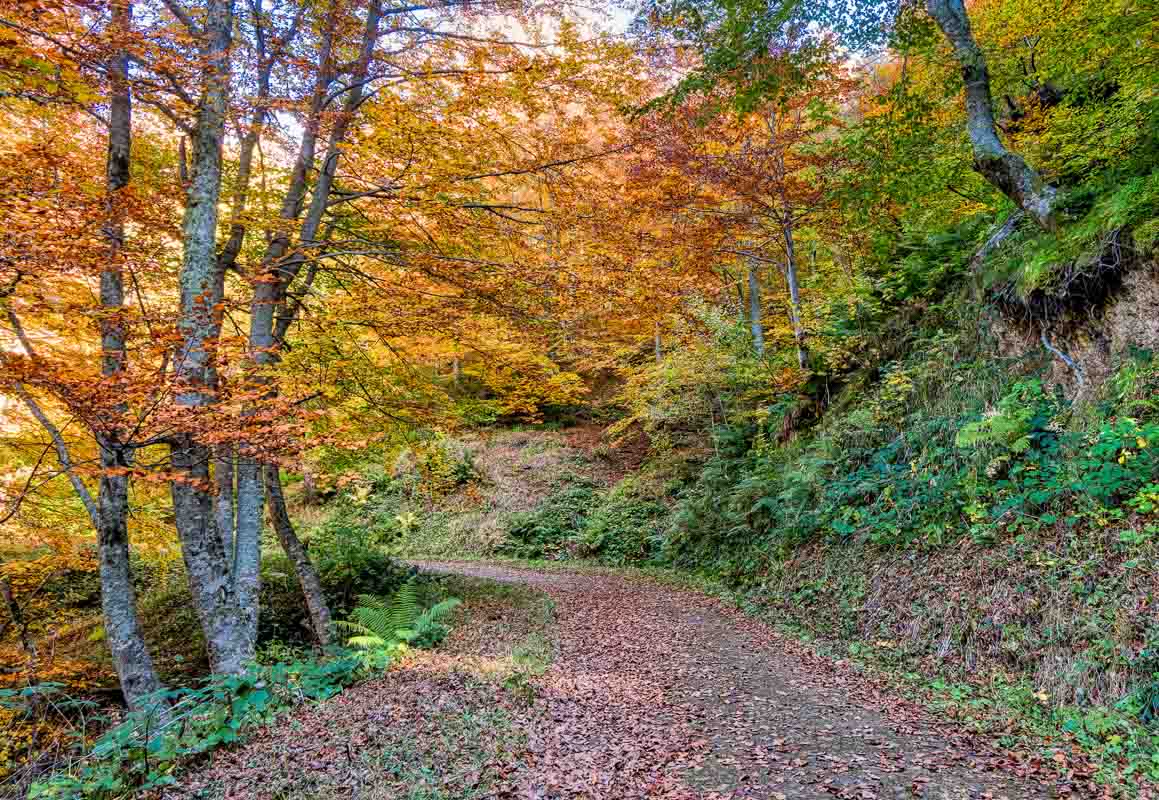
[
  {"left": 0, "top": 655, "right": 114, "bottom": 779},
  {"left": 469, "top": 349, "right": 589, "bottom": 422},
  {"left": 0, "top": 553, "right": 96, "bottom": 599},
  {"left": 349, "top": 485, "right": 372, "bottom": 506}
]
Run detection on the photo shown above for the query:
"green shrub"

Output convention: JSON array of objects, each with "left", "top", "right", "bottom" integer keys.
[
  {"left": 579, "top": 477, "right": 668, "bottom": 564},
  {"left": 338, "top": 579, "right": 461, "bottom": 652},
  {"left": 258, "top": 506, "right": 410, "bottom": 649},
  {"left": 257, "top": 555, "right": 319, "bottom": 647},
  {"left": 500, "top": 477, "right": 600, "bottom": 559},
  {"left": 955, "top": 379, "right": 1057, "bottom": 467},
  {"left": 665, "top": 327, "right": 1159, "bottom": 580},
  {"left": 309, "top": 511, "right": 410, "bottom": 617},
  {"left": 29, "top": 650, "right": 383, "bottom": 799}
]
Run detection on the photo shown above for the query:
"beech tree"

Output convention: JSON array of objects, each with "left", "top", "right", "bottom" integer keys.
[
  {"left": 0, "top": 0, "right": 650, "bottom": 702},
  {"left": 0, "top": 0, "right": 169, "bottom": 710},
  {"left": 924, "top": 0, "right": 1057, "bottom": 229},
  {"left": 99, "top": 0, "right": 167, "bottom": 708},
  {"left": 646, "top": 0, "right": 1059, "bottom": 230},
  {"left": 642, "top": 70, "right": 847, "bottom": 368}
]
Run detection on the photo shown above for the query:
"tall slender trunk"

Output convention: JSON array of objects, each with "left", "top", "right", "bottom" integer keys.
[
  {"left": 97, "top": 451, "right": 166, "bottom": 710},
  {"left": 767, "top": 109, "right": 807, "bottom": 370},
  {"left": 99, "top": 0, "right": 166, "bottom": 712},
  {"left": 233, "top": 449, "right": 263, "bottom": 647},
  {"left": 653, "top": 320, "right": 662, "bottom": 364},
  {"left": 926, "top": 0, "right": 1056, "bottom": 230},
  {"left": 264, "top": 464, "right": 330, "bottom": 646},
  {"left": 233, "top": 5, "right": 345, "bottom": 601},
  {"left": 170, "top": 0, "right": 254, "bottom": 675},
  {"left": 236, "top": 1, "right": 383, "bottom": 650},
  {"left": 780, "top": 214, "right": 807, "bottom": 370},
  {"left": 202, "top": 0, "right": 308, "bottom": 652},
  {"left": 746, "top": 258, "right": 765, "bottom": 357}
]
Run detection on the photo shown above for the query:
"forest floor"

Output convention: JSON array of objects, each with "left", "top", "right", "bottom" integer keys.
[{"left": 166, "top": 561, "right": 1090, "bottom": 800}]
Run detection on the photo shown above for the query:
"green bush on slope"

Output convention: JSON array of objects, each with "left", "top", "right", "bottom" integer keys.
[
  {"left": 499, "top": 476, "right": 600, "bottom": 559},
  {"left": 577, "top": 477, "right": 668, "bottom": 565}
]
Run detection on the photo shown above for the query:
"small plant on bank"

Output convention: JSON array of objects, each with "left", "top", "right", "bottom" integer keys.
[{"left": 337, "top": 579, "right": 462, "bottom": 652}]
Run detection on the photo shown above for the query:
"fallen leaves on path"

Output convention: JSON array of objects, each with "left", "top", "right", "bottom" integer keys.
[{"left": 166, "top": 563, "right": 1121, "bottom": 799}]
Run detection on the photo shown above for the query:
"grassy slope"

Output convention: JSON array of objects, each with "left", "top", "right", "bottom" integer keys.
[{"left": 390, "top": 427, "right": 626, "bottom": 558}]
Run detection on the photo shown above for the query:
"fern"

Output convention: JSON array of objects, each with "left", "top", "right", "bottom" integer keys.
[
  {"left": 397, "top": 598, "right": 461, "bottom": 646},
  {"left": 955, "top": 379, "right": 1055, "bottom": 461},
  {"left": 337, "top": 579, "right": 460, "bottom": 651}
]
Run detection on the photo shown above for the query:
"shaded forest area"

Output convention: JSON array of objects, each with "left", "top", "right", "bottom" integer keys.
[{"left": 1, "top": 0, "right": 1157, "bottom": 796}]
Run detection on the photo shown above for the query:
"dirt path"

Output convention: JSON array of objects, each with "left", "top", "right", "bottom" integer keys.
[
  {"left": 416, "top": 561, "right": 1064, "bottom": 800},
  {"left": 170, "top": 562, "right": 1080, "bottom": 800}
]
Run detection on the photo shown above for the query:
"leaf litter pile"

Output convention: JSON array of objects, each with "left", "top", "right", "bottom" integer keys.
[{"left": 166, "top": 563, "right": 1106, "bottom": 799}]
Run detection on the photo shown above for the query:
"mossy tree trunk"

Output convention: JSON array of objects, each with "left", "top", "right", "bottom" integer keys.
[
  {"left": 264, "top": 464, "right": 331, "bottom": 646},
  {"left": 98, "top": 0, "right": 167, "bottom": 711},
  {"left": 926, "top": 0, "right": 1057, "bottom": 230}
]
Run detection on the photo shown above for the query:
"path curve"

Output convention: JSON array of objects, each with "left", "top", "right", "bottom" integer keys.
[{"left": 416, "top": 561, "right": 1062, "bottom": 800}]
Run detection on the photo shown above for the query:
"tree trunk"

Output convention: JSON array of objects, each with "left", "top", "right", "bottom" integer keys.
[
  {"left": 302, "top": 470, "right": 319, "bottom": 505},
  {"left": 235, "top": 3, "right": 384, "bottom": 655},
  {"left": 233, "top": 452, "right": 263, "bottom": 648},
  {"left": 170, "top": 442, "right": 252, "bottom": 673},
  {"left": 746, "top": 258, "right": 765, "bottom": 356},
  {"left": 780, "top": 214, "right": 807, "bottom": 369},
  {"left": 97, "top": 452, "right": 167, "bottom": 710},
  {"left": 170, "top": 0, "right": 255, "bottom": 675},
  {"left": 98, "top": 0, "right": 166, "bottom": 713},
  {"left": 264, "top": 464, "right": 331, "bottom": 646},
  {"left": 200, "top": 0, "right": 310, "bottom": 659},
  {"left": 174, "top": 0, "right": 234, "bottom": 409},
  {"left": 766, "top": 109, "right": 808, "bottom": 369},
  {"left": 737, "top": 280, "right": 746, "bottom": 323},
  {"left": 653, "top": 321, "right": 662, "bottom": 364},
  {"left": 213, "top": 445, "right": 235, "bottom": 564},
  {"left": 926, "top": 0, "right": 1057, "bottom": 230}
]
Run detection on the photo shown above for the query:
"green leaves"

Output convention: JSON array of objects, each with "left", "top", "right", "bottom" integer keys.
[
  {"left": 501, "top": 477, "right": 601, "bottom": 559},
  {"left": 30, "top": 652, "right": 376, "bottom": 799},
  {"left": 955, "top": 379, "right": 1053, "bottom": 461},
  {"left": 645, "top": 0, "right": 895, "bottom": 112},
  {"left": 339, "top": 580, "right": 462, "bottom": 652}
]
